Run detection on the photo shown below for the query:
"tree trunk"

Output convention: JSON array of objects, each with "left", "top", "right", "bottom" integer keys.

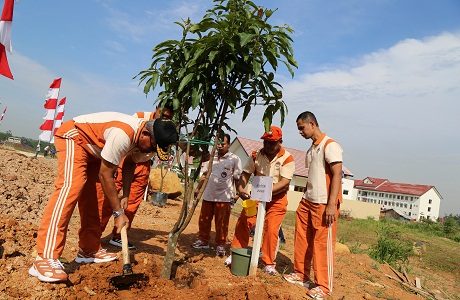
[{"left": 161, "top": 231, "right": 180, "bottom": 279}]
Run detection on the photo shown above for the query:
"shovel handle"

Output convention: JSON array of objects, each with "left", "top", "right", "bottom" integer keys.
[{"left": 120, "top": 224, "right": 130, "bottom": 266}]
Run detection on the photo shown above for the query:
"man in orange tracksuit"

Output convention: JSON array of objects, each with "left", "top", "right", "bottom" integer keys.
[
  {"left": 283, "top": 111, "right": 343, "bottom": 300},
  {"left": 29, "top": 112, "right": 178, "bottom": 283},
  {"left": 226, "top": 125, "right": 295, "bottom": 275},
  {"left": 98, "top": 106, "right": 174, "bottom": 249}
]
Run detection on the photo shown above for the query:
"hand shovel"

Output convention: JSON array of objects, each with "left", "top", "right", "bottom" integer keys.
[{"left": 109, "top": 225, "right": 147, "bottom": 289}]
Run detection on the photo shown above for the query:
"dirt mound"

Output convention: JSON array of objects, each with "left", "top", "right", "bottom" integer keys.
[
  {"left": 0, "top": 148, "right": 56, "bottom": 224},
  {"left": 0, "top": 147, "right": 455, "bottom": 299}
]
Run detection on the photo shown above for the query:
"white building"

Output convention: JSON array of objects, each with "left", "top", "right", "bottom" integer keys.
[
  {"left": 229, "top": 137, "right": 353, "bottom": 195},
  {"left": 353, "top": 177, "right": 442, "bottom": 221}
]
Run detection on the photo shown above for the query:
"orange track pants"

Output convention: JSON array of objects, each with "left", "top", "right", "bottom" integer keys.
[
  {"left": 198, "top": 200, "right": 232, "bottom": 246},
  {"left": 36, "top": 123, "right": 103, "bottom": 259},
  {"left": 293, "top": 199, "right": 339, "bottom": 294},
  {"left": 230, "top": 195, "right": 287, "bottom": 266},
  {"left": 98, "top": 161, "right": 150, "bottom": 237}
]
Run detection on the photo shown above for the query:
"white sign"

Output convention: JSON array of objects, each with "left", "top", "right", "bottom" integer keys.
[{"left": 251, "top": 176, "right": 273, "bottom": 202}]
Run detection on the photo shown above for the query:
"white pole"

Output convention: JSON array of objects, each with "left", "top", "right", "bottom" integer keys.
[{"left": 249, "top": 202, "right": 266, "bottom": 276}]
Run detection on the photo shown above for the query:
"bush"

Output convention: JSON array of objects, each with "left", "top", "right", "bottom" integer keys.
[{"left": 369, "top": 225, "right": 413, "bottom": 267}]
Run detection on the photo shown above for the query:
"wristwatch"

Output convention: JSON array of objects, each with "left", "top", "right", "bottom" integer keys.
[{"left": 112, "top": 209, "right": 124, "bottom": 218}]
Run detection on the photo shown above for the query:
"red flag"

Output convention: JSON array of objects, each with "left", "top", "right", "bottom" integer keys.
[
  {"left": 39, "top": 119, "right": 54, "bottom": 131},
  {"left": 0, "top": 0, "right": 14, "bottom": 79},
  {"left": 0, "top": 43, "right": 12, "bottom": 79},
  {"left": 44, "top": 98, "right": 58, "bottom": 109},
  {"left": 50, "top": 78, "right": 62, "bottom": 88},
  {"left": 39, "top": 79, "right": 64, "bottom": 142}
]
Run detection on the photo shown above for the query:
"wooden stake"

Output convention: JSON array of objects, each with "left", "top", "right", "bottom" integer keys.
[{"left": 249, "top": 202, "right": 266, "bottom": 276}]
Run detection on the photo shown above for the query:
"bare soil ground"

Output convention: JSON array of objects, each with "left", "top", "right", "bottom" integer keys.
[{"left": 0, "top": 147, "right": 457, "bottom": 299}]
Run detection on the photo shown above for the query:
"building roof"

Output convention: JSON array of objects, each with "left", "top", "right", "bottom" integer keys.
[
  {"left": 354, "top": 177, "right": 434, "bottom": 197},
  {"left": 380, "top": 208, "right": 412, "bottom": 220},
  {"left": 232, "top": 137, "right": 354, "bottom": 178}
]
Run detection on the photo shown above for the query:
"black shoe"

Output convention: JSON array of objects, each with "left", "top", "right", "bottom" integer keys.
[{"left": 109, "top": 238, "right": 136, "bottom": 250}]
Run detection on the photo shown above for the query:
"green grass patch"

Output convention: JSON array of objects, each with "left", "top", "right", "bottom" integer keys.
[{"left": 281, "top": 213, "right": 460, "bottom": 277}]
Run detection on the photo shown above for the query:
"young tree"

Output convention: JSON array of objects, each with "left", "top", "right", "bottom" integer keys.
[{"left": 137, "top": 0, "right": 297, "bottom": 279}]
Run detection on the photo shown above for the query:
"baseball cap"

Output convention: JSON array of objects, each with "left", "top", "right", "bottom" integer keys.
[
  {"left": 145, "top": 119, "right": 179, "bottom": 161},
  {"left": 260, "top": 125, "right": 282, "bottom": 141}
]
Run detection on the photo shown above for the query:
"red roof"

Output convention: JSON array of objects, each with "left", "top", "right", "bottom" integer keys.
[
  {"left": 233, "top": 137, "right": 353, "bottom": 178},
  {"left": 354, "top": 177, "right": 433, "bottom": 196}
]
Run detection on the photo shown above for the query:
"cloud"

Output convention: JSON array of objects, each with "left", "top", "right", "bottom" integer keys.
[
  {"left": 283, "top": 32, "right": 460, "bottom": 108},
  {"left": 103, "top": 1, "right": 205, "bottom": 42},
  {"left": 0, "top": 51, "right": 147, "bottom": 138}
]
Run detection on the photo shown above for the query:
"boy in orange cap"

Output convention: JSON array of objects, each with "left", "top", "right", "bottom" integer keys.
[{"left": 226, "top": 125, "right": 295, "bottom": 275}]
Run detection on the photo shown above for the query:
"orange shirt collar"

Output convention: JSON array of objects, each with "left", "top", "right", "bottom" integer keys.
[{"left": 313, "top": 133, "right": 326, "bottom": 146}]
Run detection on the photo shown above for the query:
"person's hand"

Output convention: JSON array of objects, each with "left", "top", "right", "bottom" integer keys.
[
  {"left": 114, "top": 214, "right": 129, "bottom": 233},
  {"left": 239, "top": 192, "right": 250, "bottom": 200},
  {"left": 231, "top": 196, "right": 239, "bottom": 205},
  {"left": 194, "top": 189, "right": 199, "bottom": 199},
  {"left": 120, "top": 196, "right": 129, "bottom": 210},
  {"left": 325, "top": 204, "right": 337, "bottom": 227}
]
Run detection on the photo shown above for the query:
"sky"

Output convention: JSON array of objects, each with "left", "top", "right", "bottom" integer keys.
[{"left": 0, "top": 0, "right": 459, "bottom": 215}]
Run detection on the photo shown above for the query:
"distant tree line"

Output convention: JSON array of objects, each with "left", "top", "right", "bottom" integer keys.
[{"left": 0, "top": 130, "right": 52, "bottom": 152}]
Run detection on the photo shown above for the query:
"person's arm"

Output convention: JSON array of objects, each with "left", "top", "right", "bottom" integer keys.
[
  {"left": 99, "top": 158, "right": 130, "bottom": 232},
  {"left": 325, "top": 161, "right": 342, "bottom": 226},
  {"left": 272, "top": 177, "right": 291, "bottom": 196},
  {"left": 236, "top": 171, "right": 252, "bottom": 200},
  {"left": 120, "top": 155, "right": 136, "bottom": 208}
]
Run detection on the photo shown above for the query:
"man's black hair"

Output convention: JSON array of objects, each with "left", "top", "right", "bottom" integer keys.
[{"left": 296, "top": 111, "right": 318, "bottom": 126}]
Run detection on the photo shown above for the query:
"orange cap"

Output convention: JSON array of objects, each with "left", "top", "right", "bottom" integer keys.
[{"left": 260, "top": 125, "right": 282, "bottom": 141}]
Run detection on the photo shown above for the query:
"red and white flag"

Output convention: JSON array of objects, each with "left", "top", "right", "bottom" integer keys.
[
  {"left": 52, "top": 97, "right": 66, "bottom": 136},
  {"left": 0, "top": 0, "right": 14, "bottom": 80},
  {"left": 39, "top": 78, "right": 62, "bottom": 142},
  {"left": 0, "top": 105, "right": 6, "bottom": 124}
]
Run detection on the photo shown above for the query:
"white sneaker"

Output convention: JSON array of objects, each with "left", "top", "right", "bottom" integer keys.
[
  {"left": 263, "top": 265, "right": 278, "bottom": 275},
  {"left": 216, "top": 245, "right": 226, "bottom": 257},
  {"left": 192, "top": 239, "right": 210, "bottom": 249},
  {"left": 29, "top": 256, "right": 68, "bottom": 282},
  {"left": 75, "top": 248, "right": 117, "bottom": 264},
  {"left": 224, "top": 255, "right": 232, "bottom": 266}
]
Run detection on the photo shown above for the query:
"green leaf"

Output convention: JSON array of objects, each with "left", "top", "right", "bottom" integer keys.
[
  {"left": 282, "top": 60, "right": 295, "bottom": 78},
  {"left": 143, "top": 77, "right": 153, "bottom": 95},
  {"left": 178, "top": 73, "right": 194, "bottom": 93},
  {"left": 191, "top": 88, "right": 202, "bottom": 109},
  {"left": 239, "top": 33, "right": 254, "bottom": 47},
  {"left": 253, "top": 61, "right": 261, "bottom": 77},
  {"left": 208, "top": 50, "right": 219, "bottom": 63},
  {"left": 242, "top": 101, "right": 252, "bottom": 121}
]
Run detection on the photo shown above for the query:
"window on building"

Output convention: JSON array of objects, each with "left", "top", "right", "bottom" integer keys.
[
  {"left": 397, "top": 195, "right": 400, "bottom": 199},
  {"left": 409, "top": 212, "right": 411, "bottom": 216},
  {"left": 410, "top": 204, "right": 412, "bottom": 209},
  {"left": 429, "top": 199, "right": 432, "bottom": 204},
  {"left": 343, "top": 190, "right": 349, "bottom": 195},
  {"left": 404, "top": 204, "right": 407, "bottom": 208},
  {"left": 384, "top": 201, "right": 387, "bottom": 205},
  {"left": 405, "top": 196, "right": 408, "bottom": 200},
  {"left": 396, "top": 203, "right": 399, "bottom": 207},
  {"left": 428, "top": 207, "right": 431, "bottom": 212}
]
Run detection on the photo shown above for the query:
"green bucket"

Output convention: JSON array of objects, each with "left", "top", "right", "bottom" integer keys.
[{"left": 230, "top": 248, "right": 252, "bottom": 276}]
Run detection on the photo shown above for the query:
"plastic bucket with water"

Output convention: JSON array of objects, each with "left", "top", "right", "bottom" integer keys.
[
  {"left": 150, "top": 191, "right": 168, "bottom": 207},
  {"left": 241, "top": 199, "right": 257, "bottom": 217},
  {"left": 230, "top": 248, "right": 252, "bottom": 276}
]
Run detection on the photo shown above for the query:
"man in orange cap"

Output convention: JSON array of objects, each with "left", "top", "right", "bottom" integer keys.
[
  {"left": 283, "top": 111, "right": 343, "bottom": 300},
  {"left": 225, "top": 125, "right": 295, "bottom": 275}
]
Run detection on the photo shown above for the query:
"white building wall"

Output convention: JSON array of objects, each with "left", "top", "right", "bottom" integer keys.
[
  {"left": 342, "top": 178, "right": 356, "bottom": 200},
  {"left": 417, "top": 188, "right": 441, "bottom": 221}
]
